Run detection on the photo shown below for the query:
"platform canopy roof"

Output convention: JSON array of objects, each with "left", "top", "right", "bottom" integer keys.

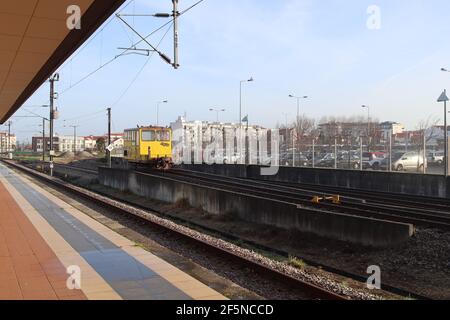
[{"left": 0, "top": 0, "right": 126, "bottom": 123}]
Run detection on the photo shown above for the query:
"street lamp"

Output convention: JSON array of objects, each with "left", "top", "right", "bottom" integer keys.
[
  {"left": 239, "top": 77, "right": 254, "bottom": 124},
  {"left": 362, "top": 105, "right": 371, "bottom": 152},
  {"left": 361, "top": 105, "right": 371, "bottom": 135},
  {"left": 209, "top": 107, "right": 226, "bottom": 122},
  {"left": 288, "top": 94, "right": 309, "bottom": 123},
  {"left": 13, "top": 115, "right": 49, "bottom": 162},
  {"left": 156, "top": 100, "right": 168, "bottom": 126},
  {"left": 438, "top": 88, "right": 449, "bottom": 176},
  {"left": 239, "top": 78, "right": 253, "bottom": 165}
]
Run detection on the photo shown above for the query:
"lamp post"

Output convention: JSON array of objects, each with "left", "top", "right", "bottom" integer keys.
[
  {"left": 239, "top": 77, "right": 254, "bottom": 125},
  {"left": 289, "top": 94, "right": 308, "bottom": 166},
  {"left": 156, "top": 100, "right": 168, "bottom": 126},
  {"left": 13, "top": 114, "right": 49, "bottom": 161},
  {"left": 209, "top": 108, "right": 226, "bottom": 122},
  {"left": 437, "top": 86, "right": 449, "bottom": 176},
  {"left": 239, "top": 77, "right": 254, "bottom": 164},
  {"left": 362, "top": 105, "right": 371, "bottom": 151}
]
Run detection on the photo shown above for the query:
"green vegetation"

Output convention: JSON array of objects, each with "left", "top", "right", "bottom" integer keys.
[
  {"left": 288, "top": 256, "right": 307, "bottom": 269},
  {"left": 13, "top": 152, "right": 42, "bottom": 161}
]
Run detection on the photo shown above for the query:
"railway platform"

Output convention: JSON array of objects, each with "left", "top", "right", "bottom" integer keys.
[{"left": 0, "top": 163, "right": 225, "bottom": 300}]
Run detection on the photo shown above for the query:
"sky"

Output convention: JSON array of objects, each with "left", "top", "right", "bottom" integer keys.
[{"left": 7, "top": 0, "right": 450, "bottom": 142}]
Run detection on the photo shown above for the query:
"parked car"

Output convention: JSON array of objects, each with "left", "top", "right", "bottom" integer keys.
[
  {"left": 315, "top": 153, "right": 335, "bottom": 168},
  {"left": 281, "top": 153, "right": 309, "bottom": 167},
  {"left": 370, "top": 157, "right": 388, "bottom": 171},
  {"left": 392, "top": 152, "right": 427, "bottom": 172},
  {"left": 428, "top": 151, "right": 444, "bottom": 165},
  {"left": 369, "top": 153, "right": 402, "bottom": 171},
  {"left": 362, "top": 152, "right": 385, "bottom": 169},
  {"left": 338, "top": 154, "right": 361, "bottom": 170}
]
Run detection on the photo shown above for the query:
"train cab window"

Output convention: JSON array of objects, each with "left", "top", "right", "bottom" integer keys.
[
  {"left": 142, "top": 130, "right": 156, "bottom": 141},
  {"left": 159, "top": 130, "right": 171, "bottom": 141}
]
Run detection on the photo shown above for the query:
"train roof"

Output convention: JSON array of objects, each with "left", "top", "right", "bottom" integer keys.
[{"left": 124, "top": 126, "right": 171, "bottom": 131}]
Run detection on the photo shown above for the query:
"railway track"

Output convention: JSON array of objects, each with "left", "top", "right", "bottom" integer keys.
[
  {"left": 256, "top": 179, "right": 450, "bottom": 213},
  {"left": 16, "top": 161, "right": 434, "bottom": 299},
  {"left": 1, "top": 160, "right": 347, "bottom": 300},
  {"left": 143, "top": 168, "right": 450, "bottom": 230}
]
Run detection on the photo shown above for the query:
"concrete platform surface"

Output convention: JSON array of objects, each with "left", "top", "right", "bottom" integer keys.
[{"left": 0, "top": 163, "right": 225, "bottom": 300}]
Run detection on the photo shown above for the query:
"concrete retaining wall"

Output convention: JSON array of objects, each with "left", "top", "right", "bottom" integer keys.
[
  {"left": 99, "top": 167, "right": 414, "bottom": 247},
  {"left": 180, "top": 164, "right": 450, "bottom": 199}
]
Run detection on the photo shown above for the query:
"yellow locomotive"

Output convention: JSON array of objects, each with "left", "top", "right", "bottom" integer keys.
[{"left": 123, "top": 126, "right": 173, "bottom": 169}]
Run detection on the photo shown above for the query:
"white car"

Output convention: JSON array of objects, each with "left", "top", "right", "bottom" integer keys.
[{"left": 393, "top": 152, "right": 427, "bottom": 172}]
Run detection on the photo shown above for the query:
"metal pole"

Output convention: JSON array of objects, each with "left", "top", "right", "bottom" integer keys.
[
  {"left": 389, "top": 130, "right": 392, "bottom": 172},
  {"left": 367, "top": 107, "right": 370, "bottom": 152},
  {"left": 312, "top": 139, "right": 315, "bottom": 168},
  {"left": 245, "top": 119, "right": 249, "bottom": 165},
  {"left": 292, "top": 133, "right": 295, "bottom": 167},
  {"left": 239, "top": 82, "right": 242, "bottom": 127},
  {"left": 360, "top": 137, "right": 363, "bottom": 171},
  {"left": 42, "top": 118, "right": 45, "bottom": 162},
  {"left": 239, "top": 82, "right": 243, "bottom": 165},
  {"left": 73, "top": 126, "right": 77, "bottom": 153},
  {"left": 292, "top": 97, "right": 300, "bottom": 166},
  {"left": 157, "top": 102, "right": 159, "bottom": 126},
  {"left": 334, "top": 137, "right": 337, "bottom": 169},
  {"left": 49, "top": 76, "right": 56, "bottom": 176},
  {"left": 405, "top": 133, "right": 408, "bottom": 152},
  {"left": 445, "top": 96, "right": 448, "bottom": 177},
  {"left": 107, "top": 107, "right": 112, "bottom": 168},
  {"left": 423, "top": 129, "right": 427, "bottom": 174},
  {"left": 172, "top": 0, "right": 179, "bottom": 69},
  {"left": 7, "top": 121, "right": 11, "bottom": 157}
]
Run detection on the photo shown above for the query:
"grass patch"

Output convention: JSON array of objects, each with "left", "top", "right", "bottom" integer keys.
[{"left": 288, "top": 256, "right": 307, "bottom": 269}]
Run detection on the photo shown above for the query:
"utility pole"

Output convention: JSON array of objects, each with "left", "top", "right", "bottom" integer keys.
[
  {"left": 69, "top": 125, "right": 79, "bottom": 153},
  {"left": 107, "top": 107, "right": 112, "bottom": 168},
  {"left": 42, "top": 118, "right": 46, "bottom": 162},
  {"left": 172, "top": 0, "right": 179, "bottom": 69},
  {"left": 7, "top": 121, "right": 11, "bottom": 157},
  {"left": 49, "top": 73, "right": 59, "bottom": 176}
]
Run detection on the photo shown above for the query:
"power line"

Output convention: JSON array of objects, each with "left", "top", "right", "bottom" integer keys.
[
  {"left": 59, "top": 0, "right": 207, "bottom": 95},
  {"left": 61, "top": 109, "right": 106, "bottom": 123},
  {"left": 57, "top": 0, "right": 136, "bottom": 73},
  {"left": 111, "top": 23, "right": 173, "bottom": 108},
  {"left": 58, "top": 22, "right": 172, "bottom": 126}
]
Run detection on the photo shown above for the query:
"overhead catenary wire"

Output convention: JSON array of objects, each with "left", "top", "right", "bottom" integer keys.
[
  {"left": 111, "top": 22, "right": 173, "bottom": 108},
  {"left": 59, "top": 0, "right": 207, "bottom": 95},
  {"left": 57, "top": 0, "right": 136, "bottom": 73},
  {"left": 14, "top": 1, "right": 206, "bottom": 140},
  {"left": 60, "top": 21, "right": 173, "bottom": 128}
]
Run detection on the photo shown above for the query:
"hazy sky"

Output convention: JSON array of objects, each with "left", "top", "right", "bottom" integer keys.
[{"left": 8, "top": 0, "right": 450, "bottom": 141}]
